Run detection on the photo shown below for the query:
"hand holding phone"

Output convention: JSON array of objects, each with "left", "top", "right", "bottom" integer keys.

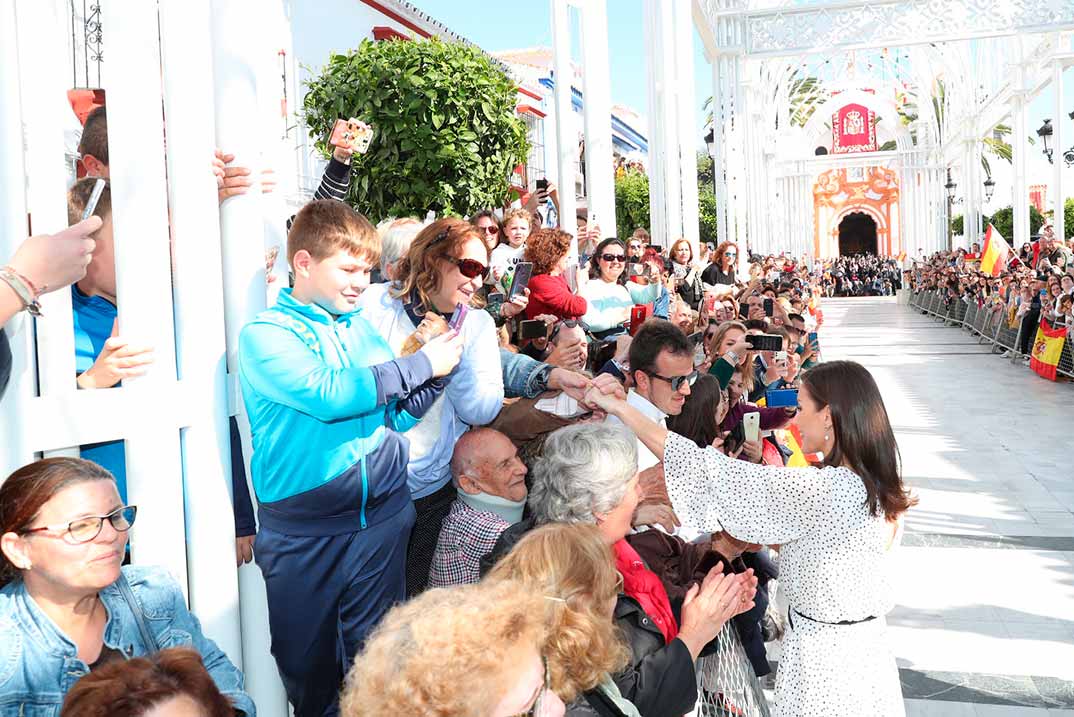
[
  {"left": 448, "top": 303, "right": 469, "bottom": 332},
  {"left": 330, "top": 118, "right": 374, "bottom": 155}
]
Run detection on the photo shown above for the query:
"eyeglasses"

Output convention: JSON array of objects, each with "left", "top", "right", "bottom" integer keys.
[
  {"left": 23, "top": 505, "right": 138, "bottom": 544},
  {"left": 644, "top": 370, "right": 698, "bottom": 391},
  {"left": 600, "top": 253, "right": 626, "bottom": 263},
  {"left": 725, "top": 252, "right": 737, "bottom": 258},
  {"left": 549, "top": 318, "right": 582, "bottom": 342},
  {"left": 509, "top": 656, "right": 551, "bottom": 717},
  {"left": 447, "top": 256, "right": 489, "bottom": 280},
  {"left": 479, "top": 225, "right": 499, "bottom": 235}
]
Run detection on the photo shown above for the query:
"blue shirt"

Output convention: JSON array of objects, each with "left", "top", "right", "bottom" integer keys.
[{"left": 71, "top": 285, "right": 126, "bottom": 501}]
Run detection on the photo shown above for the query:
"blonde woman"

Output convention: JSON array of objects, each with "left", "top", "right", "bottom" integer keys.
[{"left": 341, "top": 580, "right": 564, "bottom": 716}]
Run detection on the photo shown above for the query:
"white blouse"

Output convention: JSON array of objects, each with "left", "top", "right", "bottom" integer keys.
[{"left": 662, "top": 431, "right": 895, "bottom": 624}]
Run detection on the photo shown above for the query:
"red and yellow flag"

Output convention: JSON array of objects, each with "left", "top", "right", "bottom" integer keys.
[
  {"left": 1029, "top": 319, "right": 1067, "bottom": 381},
  {"left": 980, "top": 224, "right": 1011, "bottom": 276}
]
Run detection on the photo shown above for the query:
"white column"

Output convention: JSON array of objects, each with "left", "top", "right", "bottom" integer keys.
[
  {"left": 0, "top": 0, "right": 34, "bottom": 475},
  {"left": 550, "top": 0, "right": 578, "bottom": 247},
  {"left": 158, "top": 0, "right": 242, "bottom": 666},
  {"left": 1054, "top": 61, "right": 1066, "bottom": 243},
  {"left": 1012, "top": 94, "right": 1029, "bottom": 249},
  {"left": 100, "top": 0, "right": 188, "bottom": 583},
  {"left": 643, "top": 0, "right": 667, "bottom": 248},
  {"left": 673, "top": 0, "right": 699, "bottom": 251},
  {"left": 15, "top": 0, "right": 78, "bottom": 424},
  {"left": 580, "top": 0, "right": 616, "bottom": 238},
  {"left": 211, "top": 0, "right": 289, "bottom": 712},
  {"left": 643, "top": 0, "right": 683, "bottom": 248},
  {"left": 710, "top": 56, "right": 727, "bottom": 247}
]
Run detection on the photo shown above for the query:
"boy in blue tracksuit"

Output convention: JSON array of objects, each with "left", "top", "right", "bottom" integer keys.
[{"left": 238, "top": 200, "right": 462, "bottom": 717}]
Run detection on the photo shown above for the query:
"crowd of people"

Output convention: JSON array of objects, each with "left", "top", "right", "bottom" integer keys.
[
  {"left": 818, "top": 255, "right": 904, "bottom": 297},
  {"left": 909, "top": 225, "right": 1074, "bottom": 362},
  {"left": 0, "top": 104, "right": 917, "bottom": 717}
]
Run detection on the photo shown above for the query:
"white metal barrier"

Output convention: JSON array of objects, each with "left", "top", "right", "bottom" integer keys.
[{"left": 0, "top": 1, "right": 289, "bottom": 714}]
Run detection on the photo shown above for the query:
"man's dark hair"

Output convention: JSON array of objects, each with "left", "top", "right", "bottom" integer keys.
[
  {"left": 628, "top": 319, "right": 691, "bottom": 377},
  {"left": 78, "top": 106, "right": 109, "bottom": 165}
]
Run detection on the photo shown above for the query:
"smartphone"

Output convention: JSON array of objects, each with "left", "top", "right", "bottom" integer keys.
[
  {"left": 535, "top": 178, "right": 549, "bottom": 192},
  {"left": 519, "top": 319, "right": 548, "bottom": 340},
  {"left": 742, "top": 411, "right": 760, "bottom": 443},
  {"left": 739, "top": 301, "right": 751, "bottom": 318},
  {"left": 704, "top": 295, "right": 718, "bottom": 315},
  {"left": 509, "top": 262, "right": 533, "bottom": 300},
  {"left": 330, "top": 118, "right": 374, "bottom": 154},
  {"left": 766, "top": 388, "right": 799, "bottom": 408},
  {"left": 629, "top": 305, "right": 650, "bottom": 336},
  {"left": 487, "top": 291, "right": 505, "bottom": 304},
  {"left": 448, "top": 303, "right": 469, "bottom": 332},
  {"left": 629, "top": 263, "right": 644, "bottom": 278},
  {"left": 81, "top": 178, "right": 107, "bottom": 220},
  {"left": 774, "top": 350, "right": 789, "bottom": 365},
  {"left": 745, "top": 333, "right": 784, "bottom": 352},
  {"left": 764, "top": 298, "right": 774, "bottom": 317},
  {"left": 688, "top": 331, "right": 707, "bottom": 367}
]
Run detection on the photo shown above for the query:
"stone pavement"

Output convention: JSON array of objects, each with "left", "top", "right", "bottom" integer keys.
[{"left": 819, "top": 297, "right": 1074, "bottom": 716}]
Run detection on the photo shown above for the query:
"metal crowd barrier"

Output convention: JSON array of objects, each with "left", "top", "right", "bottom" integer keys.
[
  {"left": 693, "top": 622, "right": 771, "bottom": 717},
  {"left": 907, "top": 289, "right": 1074, "bottom": 378}
]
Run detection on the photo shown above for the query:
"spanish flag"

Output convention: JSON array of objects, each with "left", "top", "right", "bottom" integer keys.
[
  {"left": 1029, "top": 319, "right": 1067, "bottom": 381},
  {"left": 980, "top": 224, "right": 1011, "bottom": 277}
]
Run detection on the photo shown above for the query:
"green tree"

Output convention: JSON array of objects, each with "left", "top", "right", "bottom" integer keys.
[
  {"left": 696, "top": 152, "right": 718, "bottom": 244},
  {"left": 951, "top": 214, "right": 963, "bottom": 236},
  {"left": 302, "top": 38, "right": 529, "bottom": 218},
  {"left": 1066, "top": 197, "right": 1074, "bottom": 240},
  {"left": 985, "top": 205, "right": 1045, "bottom": 240},
  {"left": 614, "top": 169, "right": 650, "bottom": 241}
]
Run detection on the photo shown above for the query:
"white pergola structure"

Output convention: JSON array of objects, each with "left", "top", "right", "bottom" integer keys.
[{"left": 690, "top": 0, "right": 1074, "bottom": 260}]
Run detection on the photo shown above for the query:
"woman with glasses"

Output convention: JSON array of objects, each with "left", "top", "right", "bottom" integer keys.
[
  {"left": 701, "top": 242, "right": 740, "bottom": 293},
  {"left": 341, "top": 579, "right": 565, "bottom": 717},
  {"left": 0, "top": 458, "right": 254, "bottom": 716},
  {"left": 580, "top": 238, "right": 661, "bottom": 339},
  {"left": 483, "top": 423, "right": 756, "bottom": 717},
  {"left": 359, "top": 218, "right": 506, "bottom": 597},
  {"left": 471, "top": 209, "right": 505, "bottom": 254}
]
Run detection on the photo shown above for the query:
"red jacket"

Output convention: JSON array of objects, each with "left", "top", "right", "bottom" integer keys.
[{"left": 524, "top": 273, "right": 587, "bottom": 321}]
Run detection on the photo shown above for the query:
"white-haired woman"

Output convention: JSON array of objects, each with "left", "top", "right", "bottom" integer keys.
[
  {"left": 481, "top": 423, "right": 755, "bottom": 717},
  {"left": 375, "top": 217, "right": 425, "bottom": 283}
]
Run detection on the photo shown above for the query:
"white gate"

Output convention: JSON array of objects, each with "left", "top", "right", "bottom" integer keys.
[{"left": 0, "top": 1, "right": 290, "bottom": 714}]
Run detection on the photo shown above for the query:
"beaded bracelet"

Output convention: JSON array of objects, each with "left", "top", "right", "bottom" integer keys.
[{"left": 0, "top": 266, "right": 43, "bottom": 317}]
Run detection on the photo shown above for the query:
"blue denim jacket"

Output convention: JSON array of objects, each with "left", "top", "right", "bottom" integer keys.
[
  {"left": 500, "top": 348, "right": 547, "bottom": 399},
  {"left": 0, "top": 566, "right": 255, "bottom": 716}
]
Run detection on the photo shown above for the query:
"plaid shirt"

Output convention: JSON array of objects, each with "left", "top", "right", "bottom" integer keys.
[{"left": 428, "top": 500, "right": 511, "bottom": 588}]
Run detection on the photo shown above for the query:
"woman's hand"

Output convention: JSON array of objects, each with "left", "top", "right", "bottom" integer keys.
[
  {"left": 632, "top": 502, "right": 680, "bottom": 532},
  {"left": 420, "top": 330, "right": 464, "bottom": 378},
  {"left": 740, "top": 438, "right": 763, "bottom": 464},
  {"left": 500, "top": 288, "right": 530, "bottom": 319},
  {"left": 583, "top": 384, "right": 623, "bottom": 414},
  {"left": 677, "top": 563, "right": 746, "bottom": 659},
  {"left": 8, "top": 217, "right": 101, "bottom": 296}
]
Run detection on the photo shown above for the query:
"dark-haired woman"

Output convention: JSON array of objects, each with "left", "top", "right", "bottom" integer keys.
[
  {"left": 668, "top": 238, "right": 704, "bottom": 311},
  {"left": 701, "top": 241, "right": 739, "bottom": 294},
  {"left": 580, "top": 238, "right": 661, "bottom": 337},
  {"left": 61, "top": 647, "right": 234, "bottom": 717},
  {"left": 0, "top": 458, "right": 254, "bottom": 716},
  {"left": 585, "top": 360, "right": 914, "bottom": 716}
]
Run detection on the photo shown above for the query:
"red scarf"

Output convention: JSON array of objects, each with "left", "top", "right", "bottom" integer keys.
[{"left": 613, "top": 539, "right": 679, "bottom": 644}]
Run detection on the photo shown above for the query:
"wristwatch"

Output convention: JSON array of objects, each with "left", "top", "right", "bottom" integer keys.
[{"left": 722, "top": 350, "right": 740, "bottom": 365}]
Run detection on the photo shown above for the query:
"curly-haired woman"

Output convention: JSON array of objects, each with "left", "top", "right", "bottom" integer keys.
[
  {"left": 341, "top": 579, "right": 564, "bottom": 716},
  {"left": 701, "top": 241, "right": 740, "bottom": 293},
  {"left": 524, "top": 228, "right": 588, "bottom": 321}
]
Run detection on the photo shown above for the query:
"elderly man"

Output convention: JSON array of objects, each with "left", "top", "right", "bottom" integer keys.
[{"left": 427, "top": 427, "right": 529, "bottom": 588}]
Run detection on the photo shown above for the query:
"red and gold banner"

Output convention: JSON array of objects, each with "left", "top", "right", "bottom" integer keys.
[
  {"left": 1029, "top": 319, "right": 1067, "bottom": 381},
  {"left": 832, "top": 103, "right": 877, "bottom": 154}
]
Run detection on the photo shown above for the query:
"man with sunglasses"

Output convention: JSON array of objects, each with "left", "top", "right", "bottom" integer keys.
[{"left": 606, "top": 319, "right": 696, "bottom": 475}]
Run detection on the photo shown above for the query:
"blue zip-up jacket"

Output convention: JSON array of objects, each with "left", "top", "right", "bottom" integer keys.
[
  {"left": 238, "top": 289, "right": 442, "bottom": 535},
  {"left": 0, "top": 566, "right": 254, "bottom": 717}
]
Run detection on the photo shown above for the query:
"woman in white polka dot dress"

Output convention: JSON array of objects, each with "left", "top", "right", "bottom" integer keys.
[{"left": 586, "top": 360, "right": 913, "bottom": 717}]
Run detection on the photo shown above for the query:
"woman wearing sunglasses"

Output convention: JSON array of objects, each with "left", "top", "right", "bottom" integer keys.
[
  {"left": 359, "top": 217, "right": 505, "bottom": 597},
  {"left": 0, "top": 458, "right": 254, "bottom": 716},
  {"left": 701, "top": 241, "right": 740, "bottom": 295},
  {"left": 579, "top": 238, "right": 661, "bottom": 339}
]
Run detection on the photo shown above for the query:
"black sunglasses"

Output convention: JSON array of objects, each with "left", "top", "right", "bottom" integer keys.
[
  {"left": 448, "top": 256, "right": 489, "bottom": 280},
  {"left": 644, "top": 370, "right": 698, "bottom": 391},
  {"left": 600, "top": 253, "right": 626, "bottom": 263}
]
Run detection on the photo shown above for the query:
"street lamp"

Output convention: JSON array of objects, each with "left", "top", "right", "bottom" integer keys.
[
  {"left": 1036, "top": 118, "right": 1053, "bottom": 163},
  {"left": 983, "top": 175, "right": 995, "bottom": 202},
  {"left": 704, "top": 127, "right": 714, "bottom": 158},
  {"left": 945, "top": 168, "right": 957, "bottom": 250}
]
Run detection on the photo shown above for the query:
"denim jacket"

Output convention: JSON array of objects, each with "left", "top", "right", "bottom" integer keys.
[
  {"left": 0, "top": 565, "right": 255, "bottom": 716},
  {"left": 500, "top": 348, "right": 547, "bottom": 399}
]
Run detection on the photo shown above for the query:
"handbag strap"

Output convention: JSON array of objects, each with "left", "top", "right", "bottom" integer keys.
[{"left": 117, "top": 572, "right": 161, "bottom": 652}]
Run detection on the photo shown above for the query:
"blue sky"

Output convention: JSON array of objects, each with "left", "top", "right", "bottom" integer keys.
[{"left": 410, "top": 0, "right": 712, "bottom": 140}]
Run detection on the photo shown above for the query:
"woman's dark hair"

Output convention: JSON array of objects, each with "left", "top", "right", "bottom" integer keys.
[
  {"left": 469, "top": 209, "right": 504, "bottom": 243},
  {"left": 801, "top": 361, "right": 916, "bottom": 518},
  {"left": 0, "top": 458, "right": 115, "bottom": 585},
  {"left": 60, "top": 647, "right": 234, "bottom": 717},
  {"left": 666, "top": 374, "right": 722, "bottom": 448},
  {"left": 589, "top": 238, "right": 628, "bottom": 283}
]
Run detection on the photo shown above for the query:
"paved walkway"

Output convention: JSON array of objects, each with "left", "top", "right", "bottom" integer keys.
[{"left": 819, "top": 297, "right": 1074, "bottom": 716}]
